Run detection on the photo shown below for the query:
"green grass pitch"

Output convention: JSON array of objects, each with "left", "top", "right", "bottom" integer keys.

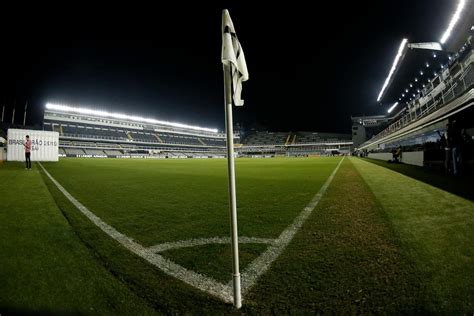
[{"left": 1, "top": 157, "right": 473, "bottom": 314}]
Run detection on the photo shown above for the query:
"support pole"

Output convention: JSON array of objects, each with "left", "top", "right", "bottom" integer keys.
[
  {"left": 23, "top": 101, "right": 28, "bottom": 126},
  {"left": 223, "top": 63, "right": 241, "bottom": 309}
]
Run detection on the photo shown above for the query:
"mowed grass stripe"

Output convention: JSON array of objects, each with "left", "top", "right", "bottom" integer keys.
[
  {"left": 41, "top": 158, "right": 341, "bottom": 246},
  {"left": 242, "top": 158, "right": 427, "bottom": 314},
  {"left": 0, "top": 162, "right": 155, "bottom": 314},
  {"left": 352, "top": 158, "right": 474, "bottom": 313}
]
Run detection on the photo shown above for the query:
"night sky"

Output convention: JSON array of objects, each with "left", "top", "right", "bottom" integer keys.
[{"left": 1, "top": 1, "right": 456, "bottom": 133}]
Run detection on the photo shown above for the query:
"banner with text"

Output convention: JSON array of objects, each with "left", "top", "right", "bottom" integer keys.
[{"left": 7, "top": 129, "right": 59, "bottom": 162}]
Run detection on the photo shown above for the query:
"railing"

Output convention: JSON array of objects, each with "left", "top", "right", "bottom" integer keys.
[{"left": 359, "top": 57, "right": 473, "bottom": 149}]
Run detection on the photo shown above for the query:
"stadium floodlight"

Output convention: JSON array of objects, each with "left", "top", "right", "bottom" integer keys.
[
  {"left": 405, "top": 89, "right": 409, "bottom": 93},
  {"left": 387, "top": 102, "right": 399, "bottom": 113},
  {"left": 420, "top": 70, "right": 424, "bottom": 75},
  {"left": 426, "top": 62, "right": 430, "bottom": 68},
  {"left": 409, "top": 83, "right": 413, "bottom": 88},
  {"left": 377, "top": 38, "right": 408, "bottom": 102},
  {"left": 402, "top": 93, "right": 405, "bottom": 97},
  {"left": 440, "top": 0, "right": 466, "bottom": 44},
  {"left": 415, "top": 78, "right": 418, "bottom": 82},
  {"left": 45, "top": 103, "right": 219, "bottom": 133}
]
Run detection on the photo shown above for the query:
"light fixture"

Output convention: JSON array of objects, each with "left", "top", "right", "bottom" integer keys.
[
  {"left": 415, "top": 78, "right": 418, "bottom": 82},
  {"left": 377, "top": 38, "right": 408, "bottom": 102},
  {"left": 402, "top": 93, "right": 405, "bottom": 97},
  {"left": 387, "top": 102, "right": 399, "bottom": 113},
  {"left": 433, "top": 53, "right": 437, "bottom": 58},
  {"left": 405, "top": 89, "right": 409, "bottom": 93},
  {"left": 45, "top": 103, "right": 219, "bottom": 133},
  {"left": 426, "top": 62, "right": 430, "bottom": 68},
  {"left": 420, "top": 70, "right": 424, "bottom": 75},
  {"left": 410, "top": 83, "right": 413, "bottom": 88},
  {"left": 440, "top": 0, "right": 466, "bottom": 44}
]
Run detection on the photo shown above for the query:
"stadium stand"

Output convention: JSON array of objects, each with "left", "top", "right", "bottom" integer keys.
[
  {"left": 41, "top": 104, "right": 352, "bottom": 159},
  {"left": 355, "top": 32, "right": 474, "bottom": 172}
]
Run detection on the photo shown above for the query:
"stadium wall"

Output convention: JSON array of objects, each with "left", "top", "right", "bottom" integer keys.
[{"left": 368, "top": 151, "right": 424, "bottom": 167}]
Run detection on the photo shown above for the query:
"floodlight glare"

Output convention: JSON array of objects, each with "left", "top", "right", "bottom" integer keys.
[
  {"left": 440, "top": 0, "right": 466, "bottom": 44},
  {"left": 377, "top": 38, "right": 408, "bottom": 102},
  {"left": 45, "top": 103, "right": 219, "bottom": 133},
  {"left": 387, "top": 102, "right": 399, "bottom": 113}
]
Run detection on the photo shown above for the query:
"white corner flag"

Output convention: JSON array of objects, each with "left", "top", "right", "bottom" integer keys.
[
  {"left": 221, "top": 9, "right": 248, "bottom": 309},
  {"left": 222, "top": 9, "right": 249, "bottom": 106}
]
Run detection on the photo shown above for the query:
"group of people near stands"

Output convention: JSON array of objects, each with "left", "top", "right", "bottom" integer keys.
[{"left": 436, "top": 119, "right": 472, "bottom": 176}]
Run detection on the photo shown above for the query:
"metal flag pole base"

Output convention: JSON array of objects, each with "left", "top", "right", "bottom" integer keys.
[
  {"left": 223, "top": 63, "right": 242, "bottom": 309},
  {"left": 232, "top": 273, "right": 242, "bottom": 308}
]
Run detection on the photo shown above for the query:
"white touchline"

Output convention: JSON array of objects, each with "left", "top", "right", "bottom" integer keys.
[
  {"left": 236, "top": 157, "right": 345, "bottom": 294},
  {"left": 38, "top": 156, "right": 344, "bottom": 304}
]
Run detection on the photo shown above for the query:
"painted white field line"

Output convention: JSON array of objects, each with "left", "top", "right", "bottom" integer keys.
[
  {"left": 149, "top": 236, "right": 275, "bottom": 253},
  {"left": 38, "top": 162, "right": 234, "bottom": 304},
  {"left": 237, "top": 157, "right": 345, "bottom": 294}
]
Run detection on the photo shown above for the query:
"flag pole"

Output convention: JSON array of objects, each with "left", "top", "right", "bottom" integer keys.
[
  {"left": 223, "top": 62, "right": 242, "bottom": 309},
  {"left": 23, "top": 100, "right": 28, "bottom": 126},
  {"left": 12, "top": 99, "right": 16, "bottom": 124}
]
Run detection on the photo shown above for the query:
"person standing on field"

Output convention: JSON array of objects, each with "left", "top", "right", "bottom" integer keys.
[{"left": 24, "top": 135, "right": 32, "bottom": 170}]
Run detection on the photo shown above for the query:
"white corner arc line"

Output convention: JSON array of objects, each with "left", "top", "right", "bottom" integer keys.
[
  {"left": 38, "top": 156, "right": 344, "bottom": 304},
  {"left": 149, "top": 237, "right": 275, "bottom": 253},
  {"left": 38, "top": 162, "right": 233, "bottom": 304},
  {"left": 237, "top": 157, "right": 344, "bottom": 294}
]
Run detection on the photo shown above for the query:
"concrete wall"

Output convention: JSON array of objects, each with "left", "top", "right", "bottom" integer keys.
[{"left": 368, "top": 151, "right": 424, "bottom": 167}]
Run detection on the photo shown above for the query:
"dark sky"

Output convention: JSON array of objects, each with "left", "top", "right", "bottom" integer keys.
[{"left": 0, "top": 1, "right": 455, "bottom": 133}]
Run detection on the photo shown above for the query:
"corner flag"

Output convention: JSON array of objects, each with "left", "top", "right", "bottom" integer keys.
[
  {"left": 221, "top": 9, "right": 248, "bottom": 309},
  {"left": 221, "top": 9, "right": 249, "bottom": 106}
]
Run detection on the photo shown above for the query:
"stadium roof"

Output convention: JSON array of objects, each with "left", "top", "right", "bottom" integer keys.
[
  {"left": 376, "top": 0, "right": 474, "bottom": 106},
  {"left": 377, "top": 44, "right": 451, "bottom": 104},
  {"left": 45, "top": 103, "right": 219, "bottom": 133}
]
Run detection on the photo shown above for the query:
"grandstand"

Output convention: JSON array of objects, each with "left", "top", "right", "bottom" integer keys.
[
  {"left": 355, "top": 28, "right": 474, "bottom": 169},
  {"left": 42, "top": 104, "right": 352, "bottom": 158},
  {"left": 43, "top": 103, "right": 231, "bottom": 158}
]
